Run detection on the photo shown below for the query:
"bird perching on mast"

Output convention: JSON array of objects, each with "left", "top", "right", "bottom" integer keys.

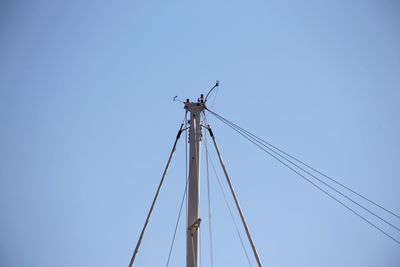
[{"left": 184, "top": 94, "right": 205, "bottom": 267}]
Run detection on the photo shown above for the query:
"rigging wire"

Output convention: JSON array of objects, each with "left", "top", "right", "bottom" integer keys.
[
  {"left": 210, "top": 87, "right": 219, "bottom": 109},
  {"left": 208, "top": 109, "right": 400, "bottom": 233},
  {"left": 166, "top": 182, "right": 187, "bottom": 266},
  {"left": 185, "top": 112, "right": 189, "bottom": 230},
  {"left": 205, "top": 142, "right": 253, "bottom": 267},
  {"left": 206, "top": 109, "right": 400, "bottom": 246},
  {"left": 128, "top": 118, "right": 186, "bottom": 267},
  {"left": 207, "top": 109, "right": 400, "bottom": 221},
  {"left": 203, "top": 116, "right": 215, "bottom": 267},
  {"left": 166, "top": 113, "right": 189, "bottom": 267},
  {"left": 203, "top": 114, "right": 253, "bottom": 266},
  {"left": 194, "top": 111, "right": 201, "bottom": 267},
  {"left": 191, "top": 235, "right": 197, "bottom": 267},
  {"left": 167, "top": 113, "right": 201, "bottom": 266},
  {"left": 208, "top": 125, "right": 264, "bottom": 267}
]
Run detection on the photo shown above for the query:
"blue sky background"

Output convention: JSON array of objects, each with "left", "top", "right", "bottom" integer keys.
[{"left": 1, "top": 1, "right": 400, "bottom": 266}]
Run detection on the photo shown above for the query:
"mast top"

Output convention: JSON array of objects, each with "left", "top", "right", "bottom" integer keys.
[{"left": 184, "top": 94, "right": 206, "bottom": 113}]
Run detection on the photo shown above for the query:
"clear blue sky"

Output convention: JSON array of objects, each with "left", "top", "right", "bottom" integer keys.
[{"left": 1, "top": 1, "right": 399, "bottom": 266}]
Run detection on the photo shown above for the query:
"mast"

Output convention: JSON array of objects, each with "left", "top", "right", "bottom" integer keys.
[
  {"left": 128, "top": 83, "right": 263, "bottom": 267},
  {"left": 184, "top": 95, "right": 205, "bottom": 267}
]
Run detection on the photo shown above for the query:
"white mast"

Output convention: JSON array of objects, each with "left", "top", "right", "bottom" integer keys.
[{"left": 184, "top": 95, "right": 205, "bottom": 267}]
